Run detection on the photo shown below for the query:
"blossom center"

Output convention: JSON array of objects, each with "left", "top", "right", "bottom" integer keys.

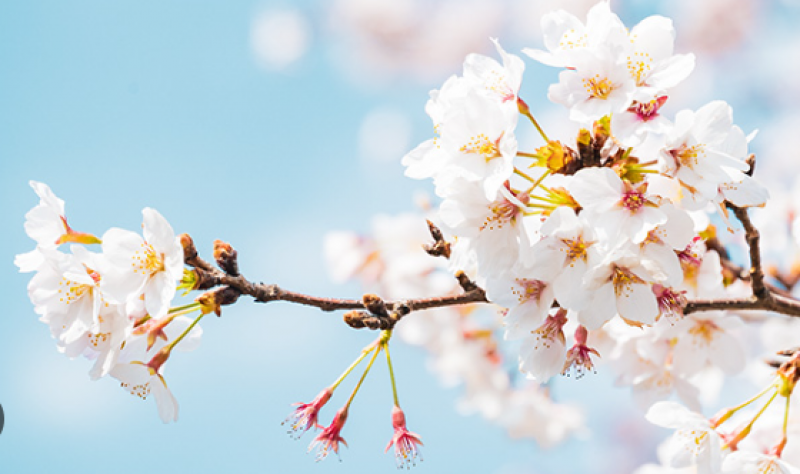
[
  {"left": 58, "top": 277, "right": 93, "bottom": 306},
  {"left": 626, "top": 52, "right": 653, "bottom": 86},
  {"left": 486, "top": 73, "right": 515, "bottom": 102},
  {"left": 561, "top": 236, "right": 589, "bottom": 265},
  {"left": 582, "top": 75, "right": 616, "bottom": 100},
  {"left": 133, "top": 242, "right": 166, "bottom": 277},
  {"left": 612, "top": 266, "right": 645, "bottom": 298},
  {"left": 88, "top": 332, "right": 110, "bottom": 348},
  {"left": 677, "top": 429, "right": 708, "bottom": 454},
  {"left": 672, "top": 144, "right": 705, "bottom": 169},
  {"left": 559, "top": 29, "right": 587, "bottom": 50},
  {"left": 121, "top": 380, "right": 151, "bottom": 400},
  {"left": 628, "top": 96, "right": 667, "bottom": 122},
  {"left": 688, "top": 320, "right": 719, "bottom": 343},
  {"left": 460, "top": 133, "right": 502, "bottom": 162},
  {"left": 512, "top": 279, "right": 547, "bottom": 304},
  {"left": 481, "top": 196, "right": 522, "bottom": 231},
  {"left": 621, "top": 190, "right": 646, "bottom": 212}
]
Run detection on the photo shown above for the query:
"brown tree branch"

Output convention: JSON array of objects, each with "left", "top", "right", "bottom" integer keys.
[
  {"left": 683, "top": 202, "right": 800, "bottom": 317},
  {"left": 181, "top": 234, "right": 487, "bottom": 329}
]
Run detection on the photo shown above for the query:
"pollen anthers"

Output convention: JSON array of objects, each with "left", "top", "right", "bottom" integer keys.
[
  {"left": 654, "top": 284, "right": 686, "bottom": 322},
  {"left": 459, "top": 133, "right": 502, "bottom": 162},
  {"left": 642, "top": 227, "right": 666, "bottom": 247},
  {"left": 511, "top": 278, "right": 547, "bottom": 304},
  {"left": 532, "top": 310, "right": 568, "bottom": 348},
  {"left": 676, "top": 429, "right": 708, "bottom": 454},
  {"left": 626, "top": 51, "right": 653, "bottom": 86},
  {"left": 559, "top": 29, "right": 587, "bottom": 50},
  {"left": 480, "top": 198, "right": 521, "bottom": 232},
  {"left": 687, "top": 320, "right": 720, "bottom": 344},
  {"left": 621, "top": 183, "right": 648, "bottom": 212},
  {"left": 628, "top": 96, "right": 667, "bottom": 121},
  {"left": 87, "top": 332, "right": 110, "bottom": 348},
  {"left": 132, "top": 242, "right": 166, "bottom": 277},
  {"left": 121, "top": 380, "right": 151, "bottom": 400},
  {"left": 58, "top": 276, "right": 92, "bottom": 305},
  {"left": 672, "top": 143, "right": 706, "bottom": 169},
  {"left": 485, "top": 70, "right": 514, "bottom": 102},
  {"left": 582, "top": 74, "right": 616, "bottom": 100},
  {"left": 560, "top": 236, "right": 590, "bottom": 265},
  {"left": 611, "top": 265, "right": 646, "bottom": 298}
]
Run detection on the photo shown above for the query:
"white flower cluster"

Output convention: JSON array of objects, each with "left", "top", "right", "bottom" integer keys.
[
  {"left": 402, "top": 0, "right": 768, "bottom": 388},
  {"left": 639, "top": 400, "right": 800, "bottom": 474},
  {"left": 325, "top": 212, "right": 584, "bottom": 447},
  {"left": 16, "top": 181, "right": 202, "bottom": 423}
]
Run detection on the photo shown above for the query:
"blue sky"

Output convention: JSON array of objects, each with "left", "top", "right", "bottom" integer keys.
[{"left": 3, "top": 1, "right": 800, "bottom": 473}]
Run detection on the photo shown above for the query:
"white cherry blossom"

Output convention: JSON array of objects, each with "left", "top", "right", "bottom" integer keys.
[
  {"left": 661, "top": 311, "right": 746, "bottom": 377},
  {"left": 110, "top": 315, "right": 203, "bottom": 423},
  {"left": 524, "top": 206, "right": 601, "bottom": 310},
  {"left": 659, "top": 101, "right": 751, "bottom": 210},
  {"left": 581, "top": 246, "right": 660, "bottom": 329},
  {"left": 569, "top": 167, "right": 667, "bottom": 244},
  {"left": 523, "top": 1, "right": 627, "bottom": 68},
  {"left": 722, "top": 451, "right": 800, "bottom": 474},
  {"left": 486, "top": 273, "right": 554, "bottom": 340},
  {"left": 646, "top": 401, "right": 724, "bottom": 474},
  {"left": 548, "top": 48, "right": 636, "bottom": 123},
  {"left": 27, "top": 246, "right": 109, "bottom": 350},
  {"left": 438, "top": 180, "right": 528, "bottom": 278},
  {"left": 102, "top": 208, "right": 184, "bottom": 318},
  {"left": 625, "top": 15, "right": 695, "bottom": 91}
]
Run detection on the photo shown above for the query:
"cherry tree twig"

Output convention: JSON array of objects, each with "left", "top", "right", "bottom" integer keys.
[
  {"left": 684, "top": 204, "right": 800, "bottom": 317},
  {"left": 180, "top": 235, "right": 487, "bottom": 329}
]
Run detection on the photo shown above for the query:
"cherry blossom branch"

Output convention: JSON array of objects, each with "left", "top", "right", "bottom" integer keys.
[
  {"left": 181, "top": 201, "right": 800, "bottom": 329},
  {"left": 180, "top": 234, "right": 487, "bottom": 329},
  {"left": 684, "top": 203, "right": 800, "bottom": 317}
]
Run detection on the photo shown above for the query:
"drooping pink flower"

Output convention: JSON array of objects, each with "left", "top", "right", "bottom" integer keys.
[
  {"left": 562, "top": 325, "right": 600, "bottom": 379},
  {"left": 283, "top": 388, "right": 333, "bottom": 439},
  {"left": 385, "top": 406, "right": 423, "bottom": 469},
  {"left": 308, "top": 407, "right": 348, "bottom": 461}
]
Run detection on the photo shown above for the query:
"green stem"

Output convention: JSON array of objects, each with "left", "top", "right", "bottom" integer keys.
[
  {"left": 330, "top": 341, "right": 378, "bottom": 391},
  {"left": 523, "top": 110, "right": 550, "bottom": 142},
  {"left": 345, "top": 342, "right": 382, "bottom": 409},
  {"left": 167, "top": 312, "right": 207, "bottom": 351},
  {"left": 514, "top": 167, "right": 539, "bottom": 183},
  {"left": 724, "top": 380, "right": 777, "bottom": 419},
  {"left": 528, "top": 194, "right": 562, "bottom": 204},
  {"left": 524, "top": 169, "right": 552, "bottom": 195},
  {"left": 384, "top": 337, "right": 400, "bottom": 407},
  {"left": 168, "top": 302, "right": 202, "bottom": 314},
  {"left": 728, "top": 391, "right": 779, "bottom": 448},
  {"left": 622, "top": 147, "right": 632, "bottom": 160},
  {"left": 783, "top": 391, "right": 791, "bottom": 441},
  {"left": 526, "top": 202, "right": 557, "bottom": 210}
]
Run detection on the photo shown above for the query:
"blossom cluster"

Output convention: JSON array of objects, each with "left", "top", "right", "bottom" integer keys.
[
  {"left": 402, "top": 0, "right": 768, "bottom": 392},
  {"left": 325, "top": 212, "right": 585, "bottom": 446},
  {"left": 344, "top": 0, "right": 795, "bottom": 469},
  {"left": 15, "top": 182, "right": 203, "bottom": 423}
]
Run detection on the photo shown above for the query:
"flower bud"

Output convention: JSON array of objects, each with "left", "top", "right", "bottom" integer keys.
[
  {"left": 196, "top": 286, "right": 240, "bottom": 316},
  {"left": 179, "top": 233, "right": 197, "bottom": 263},
  {"left": 213, "top": 240, "right": 239, "bottom": 276},
  {"left": 536, "top": 140, "right": 579, "bottom": 174},
  {"left": 363, "top": 293, "right": 388, "bottom": 317},
  {"left": 146, "top": 346, "right": 172, "bottom": 375}
]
